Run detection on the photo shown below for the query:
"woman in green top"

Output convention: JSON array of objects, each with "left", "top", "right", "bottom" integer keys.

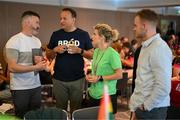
[{"left": 86, "top": 23, "right": 122, "bottom": 114}]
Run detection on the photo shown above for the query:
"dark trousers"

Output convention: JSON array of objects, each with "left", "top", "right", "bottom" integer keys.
[
  {"left": 11, "top": 87, "right": 41, "bottom": 118},
  {"left": 53, "top": 78, "right": 84, "bottom": 113},
  {"left": 167, "top": 105, "right": 180, "bottom": 119},
  {"left": 135, "top": 107, "right": 168, "bottom": 120},
  {"left": 87, "top": 93, "right": 117, "bottom": 114}
]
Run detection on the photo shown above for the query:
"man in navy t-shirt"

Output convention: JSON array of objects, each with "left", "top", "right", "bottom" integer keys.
[{"left": 47, "top": 8, "right": 93, "bottom": 113}]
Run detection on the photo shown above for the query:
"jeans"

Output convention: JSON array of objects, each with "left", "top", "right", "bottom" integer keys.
[
  {"left": 135, "top": 107, "right": 168, "bottom": 120},
  {"left": 11, "top": 87, "right": 41, "bottom": 118}
]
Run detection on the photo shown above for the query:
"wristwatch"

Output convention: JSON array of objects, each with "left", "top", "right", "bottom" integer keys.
[
  {"left": 99, "top": 76, "right": 103, "bottom": 81},
  {"left": 80, "top": 49, "right": 84, "bottom": 55}
]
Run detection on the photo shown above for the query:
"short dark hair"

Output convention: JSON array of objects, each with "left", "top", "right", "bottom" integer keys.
[
  {"left": 131, "top": 39, "right": 137, "bottom": 46},
  {"left": 21, "top": 11, "right": 40, "bottom": 19},
  {"left": 123, "top": 42, "right": 131, "bottom": 49},
  {"left": 136, "top": 9, "right": 158, "bottom": 26},
  {"left": 62, "top": 8, "right": 77, "bottom": 18}
]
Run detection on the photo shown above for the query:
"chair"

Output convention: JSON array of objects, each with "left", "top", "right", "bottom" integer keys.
[
  {"left": 24, "top": 107, "right": 68, "bottom": 120},
  {"left": 72, "top": 106, "right": 99, "bottom": 120},
  {"left": 170, "top": 80, "right": 180, "bottom": 107},
  {"left": 116, "top": 72, "right": 129, "bottom": 105}
]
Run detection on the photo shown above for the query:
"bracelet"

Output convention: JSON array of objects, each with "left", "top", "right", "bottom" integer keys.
[
  {"left": 80, "top": 49, "right": 84, "bottom": 55},
  {"left": 99, "top": 76, "right": 103, "bottom": 81}
]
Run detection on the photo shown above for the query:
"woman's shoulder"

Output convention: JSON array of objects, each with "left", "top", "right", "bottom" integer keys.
[{"left": 107, "top": 47, "right": 119, "bottom": 55}]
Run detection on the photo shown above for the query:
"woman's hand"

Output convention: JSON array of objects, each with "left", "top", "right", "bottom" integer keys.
[{"left": 86, "top": 74, "right": 99, "bottom": 83}]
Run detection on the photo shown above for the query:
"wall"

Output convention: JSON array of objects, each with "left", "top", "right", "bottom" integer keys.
[
  {"left": 0, "top": 1, "right": 60, "bottom": 69},
  {"left": 0, "top": 1, "right": 180, "bottom": 69}
]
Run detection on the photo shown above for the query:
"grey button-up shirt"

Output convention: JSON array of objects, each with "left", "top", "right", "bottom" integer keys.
[{"left": 129, "top": 34, "right": 172, "bottom": 111}]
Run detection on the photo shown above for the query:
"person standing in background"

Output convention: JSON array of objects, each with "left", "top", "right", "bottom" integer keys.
[
  {"left": 47, "top": 8, "right": 93, "bottom": 113},
  {"left": 129, "top": 9, "right": 172, "bottom": 120},
  {"left": 5, "top": 11, "right": 46, "bottom": 118}
]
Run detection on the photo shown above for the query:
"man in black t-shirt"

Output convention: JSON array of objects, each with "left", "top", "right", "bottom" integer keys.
[{"left": 47, "top": 8, "right": 93, "bottom": 113}]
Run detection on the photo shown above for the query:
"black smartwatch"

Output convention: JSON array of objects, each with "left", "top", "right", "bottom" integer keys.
[
  {"left": 99, "top": 76, "right": 103, "bottom": 81},
  {"left": 80, "top": 49, "right": 84, "bottom": 55}
]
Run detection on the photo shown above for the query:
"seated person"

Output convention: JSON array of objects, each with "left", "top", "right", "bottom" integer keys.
[
  {"left": 111, "top": 42, "right": 133, "bottom": 78},
  {"left": 172, "top": 49, "right": 180, "bottom": 77},
  {"left": 0, "top": 65, "right": 11, "bottom": 104},
  {"left": 131, "top": 39, "right": 138, "bottom": 53},
  {"left": 120, "top": 42, "right": 134, "bottom": 69},
  {"left": 167, "top": 74, "right": 180, "bottom": 119},
  {"left": 111, "top": 40, "right": 122, "bottom": 54},
  {"left": 172, "top": 72, "right": 180, "bottom": 81},
  {"left": 171, "top": 79, "right": 180, "bottom": 106}
]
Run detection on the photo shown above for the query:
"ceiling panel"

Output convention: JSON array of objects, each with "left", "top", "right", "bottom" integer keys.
[{"left": 1, "top": 0, "right": 180, "bottom": 15}]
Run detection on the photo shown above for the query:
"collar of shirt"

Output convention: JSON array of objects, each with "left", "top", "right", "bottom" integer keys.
[{"left": 141, "top": 34, "right": 160, "bottom": 48}]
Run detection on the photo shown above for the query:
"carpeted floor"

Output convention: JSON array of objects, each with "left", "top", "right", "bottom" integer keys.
[
  {"left": 116, "top": 96, "right": 131, "bottom": 120},
  {"left": 4, "top": 86, "right": 132, "bottom": 119}
]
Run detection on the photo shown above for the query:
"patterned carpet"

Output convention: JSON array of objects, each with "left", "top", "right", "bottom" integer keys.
[{"left": 116, "top": 96, "right": 131, "bottom": 120}]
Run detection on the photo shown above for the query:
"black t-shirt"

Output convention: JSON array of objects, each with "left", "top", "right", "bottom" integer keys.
[
  {"left": 132, "top": 46, "right": 142, "bottom": 93},
  {"left": 48, "top": 28, "right": 93, "bottom": 81},
  {"left": 39, "top": 70, "right": 52, "bottom": 85}
]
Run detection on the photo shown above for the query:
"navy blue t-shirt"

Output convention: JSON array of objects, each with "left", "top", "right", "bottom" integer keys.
[{"left": 48, "top": 28, "right": 93, "bottom": 81}]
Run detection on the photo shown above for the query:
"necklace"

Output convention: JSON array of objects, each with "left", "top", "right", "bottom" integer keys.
[{"left": 93, "top": 48, "right": 108, "bottom": 75}]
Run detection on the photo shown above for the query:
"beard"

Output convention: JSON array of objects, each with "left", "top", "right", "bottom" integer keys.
[
  {"left": 135, "top": 29, "right": 146, "bottom": 40},
  {"left": 32, "top": 26, "right": 40, "bottom": 35}
]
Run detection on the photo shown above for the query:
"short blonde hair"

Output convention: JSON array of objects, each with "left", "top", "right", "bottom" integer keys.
[{"left": 94, "top": 23, "right": 119, "bottom": 42}]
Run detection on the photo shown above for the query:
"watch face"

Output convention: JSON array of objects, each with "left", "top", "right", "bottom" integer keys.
[
  {"left": 87, "top": 69, "right": 92, "bottom": 75},
  {"left": 99, "top": 76, "right": 103, "bottom": 81},
  {"left": 81, "top": 49, "right": 84, "bottom": 54}
]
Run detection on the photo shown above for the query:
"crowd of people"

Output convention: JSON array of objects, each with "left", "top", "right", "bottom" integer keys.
[{"left": 0, "top": 7, "right": 179, "bottom": 119}]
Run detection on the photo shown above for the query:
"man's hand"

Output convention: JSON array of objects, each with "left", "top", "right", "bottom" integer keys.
[
  {"left": 67, "top": 46, "right": 81, "bottom": 54},
  {"left": 138, "top": 104, "right": 145, "bottom": 111},
  {"left": 34, "top": 56, "right": 43, "bottom": 64},
  {"left": 54, "top": 45, "right": 67, "bottom": 54},
  {"left": 131, "top": 112, "right": 136, "bottom": 120},
  {"left": 35, "top": 60, "right": 47, "bottom": 71}
]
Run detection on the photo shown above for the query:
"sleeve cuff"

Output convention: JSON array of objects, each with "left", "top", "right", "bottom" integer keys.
[
  {"left": 144, "top": 103, "right": 152, "bottom": 111},
  {"left": 129, "top": 104, "right": 136, "bottom": 112}
]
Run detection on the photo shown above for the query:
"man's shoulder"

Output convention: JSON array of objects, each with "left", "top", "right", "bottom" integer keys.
[
  {"left": 8, "top": 32, "right": 22, "bottom": 42},
  {"left": 12, "top": 32, "right": 22, "bottom": 37},
  {"left": 152, "top": 37, "right": 170, "bottom": 49},
  {"left": 32, "top": 35, "right": 40, "bottom": 41},
  {"left": 52, "top": 29, "right": 64, "bottom": 34},
  {"left": 52, "top": 28, "right": 88, "bottom": 34},
  {"left": 6, "top": 32, "right": 23, "bottom": 48},
  {"left": 76, "top": 28, "right": 88, "bottom": 34}
]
